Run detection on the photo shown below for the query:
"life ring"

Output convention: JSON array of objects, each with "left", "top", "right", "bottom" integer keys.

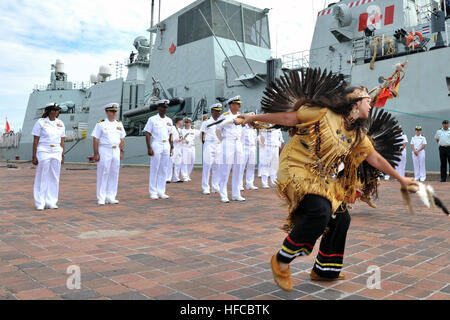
[{"left": 406, "top": 31, "right": 423, "bottom": 49}]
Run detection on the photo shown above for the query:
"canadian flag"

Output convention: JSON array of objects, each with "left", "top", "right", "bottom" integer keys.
[{"left": 358, "top": 5, "right": 395, "bottom": 32}]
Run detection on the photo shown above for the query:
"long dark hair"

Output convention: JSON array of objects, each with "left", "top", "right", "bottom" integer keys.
[{"left": 326, "top": 85, "right": 368, "bottom": 147}]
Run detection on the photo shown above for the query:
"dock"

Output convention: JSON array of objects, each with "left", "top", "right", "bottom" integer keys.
[{"left": 0, "top": 163, "right": 449, "bottom": 300}]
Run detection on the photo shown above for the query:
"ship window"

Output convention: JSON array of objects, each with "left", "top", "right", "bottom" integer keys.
[
  {"left": 177, "top": 0, "right": 270, "bottom": 49},
  {"left": 177, "top": 0, "right": 213, "bottom": 46},
  {"left": 212, "top": 1, "right": 243, "bottom": 43},
  {"left": 243, "top": 8, "right": 270, "bottom": 49}
]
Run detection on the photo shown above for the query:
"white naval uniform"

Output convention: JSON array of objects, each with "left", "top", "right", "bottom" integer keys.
[
  {"left": 200, "top": 118, "right": 221, "bottom": 192},
  {"left": 239, "top": 124, "right": 258, "bottom": 189},
  {"left": 180, "top": 127, "right": 198, "bottom": 180},
  {"left": 411, "top": 134, "right": 427, "bottom": 181},
  {"left": 143, "top": 115, "right": 173, "bottom": 196},
  {"left": 216, "top": 112, "right": 244, "bottom": 200},
  {"left": 171, "top": 125, "right": 183, "bottom": 182},
  {"left": 91, "top": 119, "right": 126, "bottom": 202},
  {"left": 31, "top": 117, "right": 66, "bottom": 208},
  {"left": 395, "top": 134, "right": 408, "bottom": 177},
  {"left": 260, "top": 128, "right": 284, "bottom": 186},
  {"left": 166, "top": 125, "right": 178, "bottom": 182}
]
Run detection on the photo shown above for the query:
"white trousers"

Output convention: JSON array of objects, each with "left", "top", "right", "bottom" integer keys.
[
  {"left": 261, "top": 145, "right": 279, "bottom": 184},
  {"left": 171, "top": 144, "right": 182, "bottom": 182},
  {"left": 33, "top": 150, "right": 62, "bottom": 208},
  {"left": 258, "top": 145, "right": 263, "bottom": 177},
  {"left": 239, "top": 145, "right": 257, "bottom": 188},
  {"left": 218, "top": 139, "right": 244, "bottom": 199},
  {"left": 395, "top": 151, "right": 407, "bottom": 177},
  {"left": 181, "top": 145, "right": 195, "bottom": 179},
  {"left": 149, "top": 142, "right": 170, "bottom": 196},
  {"left": 166, "top": 155, "right": 173, "bottom": 181},
  {"left": 97, "top": 146, "right": 120, "bottom": 202},
  {"left": 412, "top": 150, "right": 426, "bottom": 180},
  {"left": 202, "top": 142, "right": 220, "bottom": 191}
]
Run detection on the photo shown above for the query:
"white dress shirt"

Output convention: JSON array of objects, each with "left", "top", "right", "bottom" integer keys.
[
  {"left": 31, "top": 117, "right": 66, "bottom": 152},
  {"left": 143, "top": 115, "right": 173, "bottom": 142},
  {"left": 91, "top": 119, "right": 126, "bottom": 147},
  {"left": 435, "top": 128, "right": 450, "bottom": 146}
]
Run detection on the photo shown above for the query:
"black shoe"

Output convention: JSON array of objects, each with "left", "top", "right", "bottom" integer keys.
[
  {"left": 166, "top": 181, "right": 171, "bottom": 184},
  {"left": 440, "top": 180, "right": 446, "bottom": 182}
]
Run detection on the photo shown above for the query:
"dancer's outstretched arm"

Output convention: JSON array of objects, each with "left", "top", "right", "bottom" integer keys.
[
  {"left": 239, "top": 112, "right": 298, "bottom": 127},
  {"left": 366, "top": 151, "right": 417, "bottom": 190}
]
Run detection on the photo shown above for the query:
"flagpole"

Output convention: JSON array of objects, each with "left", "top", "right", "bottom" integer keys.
[{"left": 444, "top": 1, "right": 449, "bottom": 46}]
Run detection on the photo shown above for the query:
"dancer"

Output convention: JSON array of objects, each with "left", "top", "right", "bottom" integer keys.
[{"left": 239, "top": 69, "right": 417, "bottom": 291}]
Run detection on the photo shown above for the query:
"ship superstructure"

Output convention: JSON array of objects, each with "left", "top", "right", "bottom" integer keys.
[{"left": 13, "top": 0, "right": 450, "bottom": 172}]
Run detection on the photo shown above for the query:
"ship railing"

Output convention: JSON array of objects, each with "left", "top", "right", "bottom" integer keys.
[
  {"left": 0, "top": 133, "right": 21, "bottom": 149},
  {"left": 281, "top": 50, "right": 310, "bottom": 70},
  {"left": 354, "top": 26, "right": 448, "bottom": 64},
  {"left": 33, "top": 81, "right": 94, "bottom": 92},
  {"left": 72, "top": 82, "right": 93, "bottom": 90}
]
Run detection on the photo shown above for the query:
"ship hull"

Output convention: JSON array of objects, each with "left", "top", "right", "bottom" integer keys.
[{"left": 351, "top": 47, "right": 450, "bottom": 172}]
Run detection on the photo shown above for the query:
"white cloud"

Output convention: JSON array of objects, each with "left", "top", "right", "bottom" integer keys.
[{"left": 0, "top": 0, "right": 319, "bottom": 131}]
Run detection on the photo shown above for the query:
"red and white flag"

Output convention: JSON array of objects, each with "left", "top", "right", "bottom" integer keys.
[{"left": 5, "top": 118, "right": 10, "bottom": 133}]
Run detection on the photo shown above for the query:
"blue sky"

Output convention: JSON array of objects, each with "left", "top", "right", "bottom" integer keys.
[{"left": 0, "top": 0, "right": 317, "bottom": 132}]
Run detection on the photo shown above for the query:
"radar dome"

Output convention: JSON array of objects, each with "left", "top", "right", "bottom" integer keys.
[
  {"left": 99, "top": 65, "right": 111, "bottom": 78},
  {"left": 55, "top": 59, "right": 65, "bottom": 73},
  {"left": 90, "top": 74, "right": 98, "bottom": 83},
  {"left": 134, "top": 36, "right": 150, "bottom": 51}
]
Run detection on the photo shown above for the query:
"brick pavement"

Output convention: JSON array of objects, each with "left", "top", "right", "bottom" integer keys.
[{"left": 0, "top": 163, "right": 449, "bottom": 300}]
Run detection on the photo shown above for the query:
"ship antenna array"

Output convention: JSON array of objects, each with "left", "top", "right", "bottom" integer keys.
[{"left": 109, "top": 61, "right": 126, "bottom": 79}]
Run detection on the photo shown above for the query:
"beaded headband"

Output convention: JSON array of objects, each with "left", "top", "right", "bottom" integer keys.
[{"left": 347, "top": 87, "right": 370, "bottom": 100}]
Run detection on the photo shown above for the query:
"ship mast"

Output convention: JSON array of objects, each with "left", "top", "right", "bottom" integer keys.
[{"left": 149, "top": 0, "right": 155, "bottom": 59}]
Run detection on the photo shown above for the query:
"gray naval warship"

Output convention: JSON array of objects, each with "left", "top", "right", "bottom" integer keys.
[{"left": 11, "top": 0, "right": 450, "bottom": 172}]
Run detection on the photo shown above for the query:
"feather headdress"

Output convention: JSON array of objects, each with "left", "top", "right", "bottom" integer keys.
[{"left": 261, "top": 68, "right": 358, "bottom": 114}]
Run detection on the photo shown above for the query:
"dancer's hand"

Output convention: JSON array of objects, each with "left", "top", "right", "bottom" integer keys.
[
  {"left": 237, "top": 114, "right": 255, "bottom": 125},
  {"left": 32, "top": 157, "right": 38, "bottom": 165},
  {"left": 399, "top": 177, "right": 418, "bottom": 191}
]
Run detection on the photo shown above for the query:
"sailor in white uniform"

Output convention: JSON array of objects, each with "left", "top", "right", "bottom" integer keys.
[
  {"left": 259, "top": 127, "right": 284, "bottom": 188},
  {"left": 384, "top": 126, "right": 408, "bottom": 180},
  {"left": 411, "top": 126, "right": 427, "bottom": 181},
  {"left": 216, "top": 96, "right": 245, "bottom": 202},
  {"left": 31, "top": 103, "right": 65, "bottom": 210},
  {"left": 395, "top": 126, "right": 408, "bottom": 178},
  {"left": 239, "top": 121, "right": 259, "bottom": 190},
  {"left": 169, "top": 117, "right": 184, "bottom": 183},
  {"left": 180, "top": 118, "right": 199, "bottom": 181},
  {"left": 143, "top": 99, "right": 174, "bottom": 199},
  {"left": 91, "top": 103, "right": 126, "bottom": 205},
  {"left": 200, "top": 103, "right": 222, "bottom": 194}
]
